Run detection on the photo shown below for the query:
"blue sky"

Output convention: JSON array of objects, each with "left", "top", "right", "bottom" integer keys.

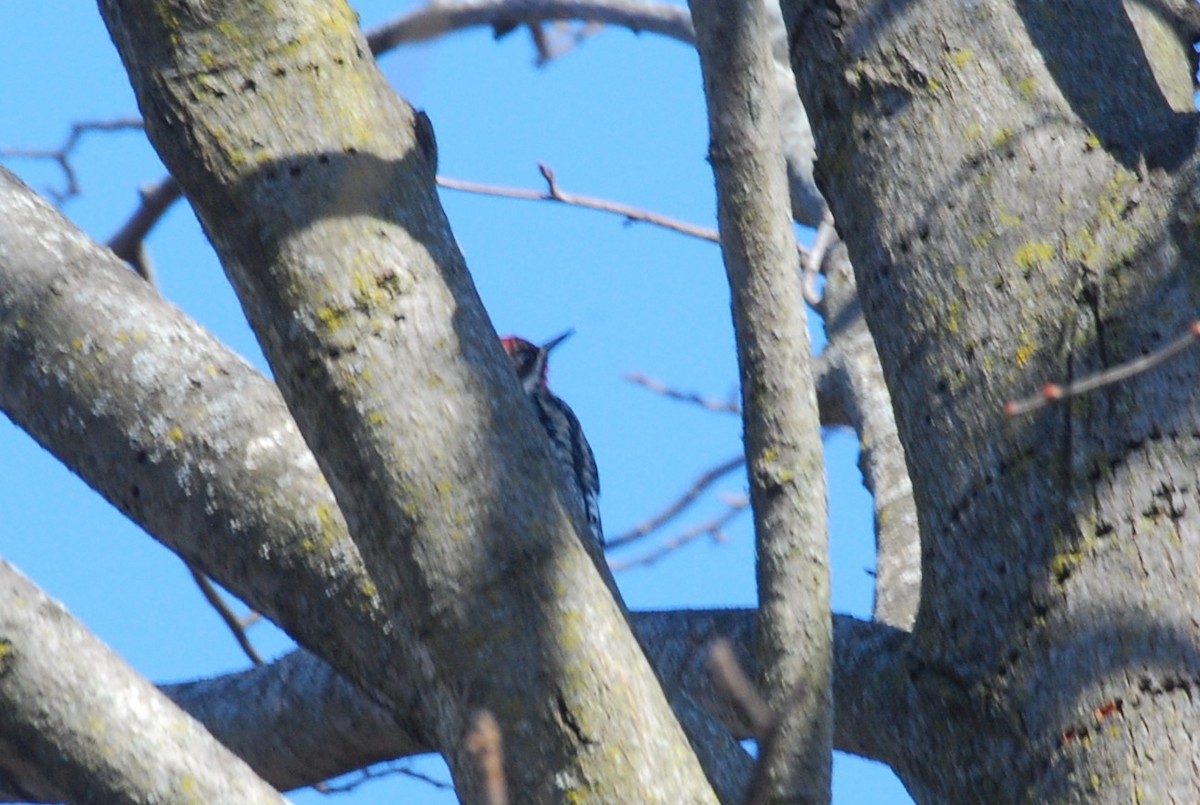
[{"left": 0, "top": 2, "right": 910, "bottom": 802}]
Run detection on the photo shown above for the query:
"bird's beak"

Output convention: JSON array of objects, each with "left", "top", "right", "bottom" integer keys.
[{"left": 541, "top": 329, "right": 575, "bottom": 353}]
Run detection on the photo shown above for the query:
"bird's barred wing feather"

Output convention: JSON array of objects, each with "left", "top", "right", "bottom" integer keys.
[{"left": 534, "top": 393, "right": 603, "bottom": 546}]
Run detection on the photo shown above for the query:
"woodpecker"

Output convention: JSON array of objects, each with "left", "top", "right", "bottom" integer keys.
[{"left": 501, "top": 330, "right": 603, "bottom": 546}]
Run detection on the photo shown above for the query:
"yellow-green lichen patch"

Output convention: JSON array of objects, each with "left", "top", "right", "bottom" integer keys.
[
  {"left": 316, "top": 502, "right": 339, "bottom": 548},
  {"left": 176, "top": 773, "right": 204, "bottom": 805},
  {"left": 316, "top": 304, "right": 351, "bottom": 333},
  {"left": 1048, "top": 548, "right": 1087, "bottom": 586},
  {"left": 945, "top": 300, "right": 961, "bottom": 335},
  {"left": 971, "top": 229, "right": 997, "bottom": 250},
  {"left": 997, "top": 205, "right": 1022, "bottom": 229},
  {"left": 1061, "top": 226, "right": 1101, "bottom": 269},
  {"left": 1016, "top": 77, "right": 1037, "bottom": 102},
  {"left": 350, "top": 264, "right": 406, "bottom": 314},
  {"left": 950, "top": 48, "right": 975, "bottom": 69},
  {"left": 1015, "top": 339, "right": 1037, "bottom": 367},
  {"left": 1013, "top": 241, "right": 1054, "bottom": 270}
]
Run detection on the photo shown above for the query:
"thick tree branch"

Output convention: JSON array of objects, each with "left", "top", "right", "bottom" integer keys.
[
  {"left": 0, "top": 164, "right": 428, "bottom": 758},
  {"left": 0, "top": 163, "right": 753, "bottom": 801},
  {"left": 97, "top": 2, "right": 716, "bottom": 801},
  {"left": 0, "top": 608, "right": 911, "bottom": 802},
  {"left": 690, "top": 1, "right": 831, "bottom": 802},
  {"left": 0, "top": 560, "right": 285, "bottom": 804}
]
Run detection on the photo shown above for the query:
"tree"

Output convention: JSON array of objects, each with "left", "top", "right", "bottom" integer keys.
[{"left": 2, "top": 0, "right": 1198, "bottom": 803}]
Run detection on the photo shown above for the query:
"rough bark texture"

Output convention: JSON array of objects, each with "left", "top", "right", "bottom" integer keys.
[
  {"left": 0, "top": 165, "right": 432, "bottom": 751},
  {"left": 96, "top": 1, "right": 715, "bottom": 802},
  {"left": 0, "top": 601, "right": 907, "bottom": 802},
  {"left": 819, "top": 244, "right": 920, "bottom": 629},
  {"left": 786, "top": 0, "right": 1200, "bottom": 799},
  {"left": 691, "top": 0, "right": 832, "bottom": 802},
  {"left": 7, "top": 0, "right": 1200, "bottom": 800},
  {"left": 0, "top": 561, "right": 284, "bottom": 805}
]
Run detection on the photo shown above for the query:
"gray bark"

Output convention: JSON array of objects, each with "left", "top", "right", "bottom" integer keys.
[
  {"left": 691, "top": 0, "right": 832, "bottom": 802},
  {"left": 95, "top": 1, "right": 717, "bottom": 802},
  {"left": 5, "top": 0, "right": 1195, "bottom": 801},
  {"left": 785, "top": 0, "right": 1200, "bottom": 799},
  {"left": 0, "top": 561, "right": 285, "bottom": 804}
]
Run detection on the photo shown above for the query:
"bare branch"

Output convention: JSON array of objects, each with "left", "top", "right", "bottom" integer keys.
[
  {"left": 189, "top": 568, "right": 264, "bottom": 667},
  {"left": 817, "top": 245, "right": 920, "bottom": 630},
  {"left": 691, "top": 0, "right": 831, "bottom": 800},
  {"left": 803, "top": 210, "right": 836, "bottom": 307},
  {"left": 366, "top": 0, "right": 696, "bottom": 55},
  {"left": 0, "top": 118, "right": 143, "bottom": 203},
  {"left": 1003, "top": 322, "right": 1200, "bottom": 416},
  {"left": 316, "top": 762, "right": 454, "bottom": 794},
  {"left": 606, "top": 455, "right": 745, "bottom": 548},
  {"left": 106, "top": 175, "right": 183, "bottom": 276},
  {"left": 607, "top": 495, "right": 749, "bottom": 571},
  {"left": 707, "top": 638, "right": 773, "bottom": 740},
  {"left": 438, "top": 163, "right": 722, "bottom": 243},
  {"left": 466, "top": 711, "right": 508, "bottom": 805},
  {"left": 624, "top": 372, "right": 741, "bottom": 414},
  {"left": 0, "top": 559, "right": 285, "bottom": 803}
]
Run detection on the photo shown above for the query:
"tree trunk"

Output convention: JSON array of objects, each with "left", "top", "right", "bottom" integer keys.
[
  {"left": 785, "top": 0, "right": 1200, "bottom": 799},
  {"left": 95, "top": 1, "right": 719, "bottom": 801}
]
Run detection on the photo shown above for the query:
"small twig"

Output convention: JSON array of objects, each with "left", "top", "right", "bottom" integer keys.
[
  {"left": 624, "top": 372, "right": 741, "bottom": 414},
  {"left": 438, "top": 163, "right": 723, "bottom": 243},
  {"left": 238, "top": 610, "right": 263, "bottom": 630},
  {"left": 607, "top": 495, "right": 749, "bottom": 571},
  {"left": 1003, "top": 321, "right": 1200, "bottom": 416},
  {"left": 606, "top": 455, "right": 744, "bottom": 548},
  {"left": 527, "top": 21, "right": 553, "bottom": 63},
  {"left": 448, "top": 167, "right": 827, "bottom": 278},
  {"left": 107, "top": 175, "right": 183, "bottom": 279},
  {"left": 188, "top": 568, "right": 264, "bottom": 667},
  {"left": 0, "top": 118, "right": 144, "bottom": 202},
  {"left": 466, "top": 710, "right": 508, "bottom": 805},
  {"left": 526, "top": 19, "right": 607, "bottom": 65},
  {"left": 707, "top": 638, "right": 773, "bottom": 740},
  {"left": 545, "top": 20, "right": 606, "bottom": 62},
  {"left": 802, "top": 209, "right": 836, "bottom": 306},
  {"left": 316, "top": 761, "right": 454, "bottom": 794}
]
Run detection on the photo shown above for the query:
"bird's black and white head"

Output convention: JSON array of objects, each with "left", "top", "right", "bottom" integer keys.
[{"left": 500, "top": 329, "right": 573, "bottom": 394}]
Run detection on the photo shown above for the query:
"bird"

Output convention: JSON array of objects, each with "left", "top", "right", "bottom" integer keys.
[{"left": 500, "top": 330, "right": 603, "bottom": 546}]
